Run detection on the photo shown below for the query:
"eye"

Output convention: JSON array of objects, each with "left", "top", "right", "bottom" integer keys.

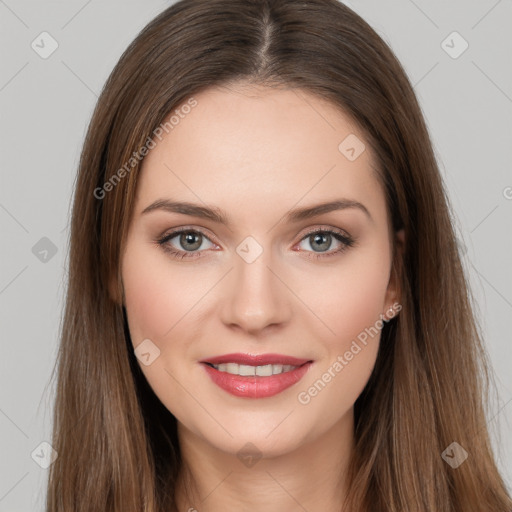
[
  {"left": 156, "top": 228, "right": 217, "bottom": 260},
  {"left": 295, "top": 227, "right": 355, "bottom": 260},
  {"left": 155, "top": 226, "right": 355, "bottom": 260}
]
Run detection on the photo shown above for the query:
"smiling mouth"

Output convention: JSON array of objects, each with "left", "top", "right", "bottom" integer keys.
[
  {"left": 201, "top": 359, "right": 314, "bottom": 398},
  {"left": 204, "top": 362, "right": 303, "bottom": 377}
]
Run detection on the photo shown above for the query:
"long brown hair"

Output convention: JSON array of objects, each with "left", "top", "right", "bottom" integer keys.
[{"left": 46, "top": 0, "right": 512, "bottom": 510}]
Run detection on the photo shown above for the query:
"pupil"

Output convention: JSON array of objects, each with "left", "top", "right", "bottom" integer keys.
[
  {"left": 181, "top": 232, "right": 201, "bottom": 251},
  {"left": 312, "top": 233, "right": 330, "bottom": 252}
]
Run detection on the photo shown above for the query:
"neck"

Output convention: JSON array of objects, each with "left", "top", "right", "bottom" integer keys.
[{"left": 174, "top": 409, "right": 355, "bottom": 512}]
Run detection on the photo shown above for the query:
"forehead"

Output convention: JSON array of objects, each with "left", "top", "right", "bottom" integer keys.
[{"left": 135, "top": 84, "right": 386, "bottom": 225}]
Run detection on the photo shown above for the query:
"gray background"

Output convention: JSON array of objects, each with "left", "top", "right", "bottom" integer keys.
[{"left": 0, "top": 0, "right": 511, "bottom": 509}]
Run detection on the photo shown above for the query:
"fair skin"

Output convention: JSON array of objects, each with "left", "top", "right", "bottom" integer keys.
[{"left": 120, "top": 83, "right": 403, "bottom": 512}]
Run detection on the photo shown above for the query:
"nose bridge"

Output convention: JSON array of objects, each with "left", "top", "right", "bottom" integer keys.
[{"left": 219, "top": 236, "right": 290, "bottom": 333}]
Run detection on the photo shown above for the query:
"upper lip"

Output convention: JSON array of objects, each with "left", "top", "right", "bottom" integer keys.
[{"left": 200, "top": 353, "right": 312, "bottom": 366}]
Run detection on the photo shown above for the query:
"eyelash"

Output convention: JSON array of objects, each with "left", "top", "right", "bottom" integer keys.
[{"left": 155, "top": 226, "right": 355, "bottom": 261}]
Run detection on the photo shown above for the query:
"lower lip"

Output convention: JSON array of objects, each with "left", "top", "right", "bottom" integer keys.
[{"left": 201, "top": 362, "right": 313, "bottom": 398}]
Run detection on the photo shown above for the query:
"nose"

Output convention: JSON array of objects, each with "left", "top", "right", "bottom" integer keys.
[{"left": 219, "top": 247, "right": 292, "bottom": 336}]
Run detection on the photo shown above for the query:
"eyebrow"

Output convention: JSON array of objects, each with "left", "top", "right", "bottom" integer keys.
[{"left": 141, "top": 198, "right": 372, "bottom": 226}]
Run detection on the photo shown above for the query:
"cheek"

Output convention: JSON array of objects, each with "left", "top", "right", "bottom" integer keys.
[
  {"left": 121, "top": 241, "right": 205, "bottom": 344},
  {"left": 121, "top": 242, "right": 206, "bottom": 424},
  {"left": 333, "top": 263, "right": 389, "bottom": 339},
  {"left": 293, "top": 245, "right": 390, "bottom": 420},
  {"left": 302, "top": 243, "right": 391, "bottom": 350}
]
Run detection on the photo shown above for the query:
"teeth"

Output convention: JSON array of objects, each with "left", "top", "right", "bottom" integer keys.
[
  {"left": 239, "top": 364, "right": 255, "bottom": 376},
  {"left": 256, "top": 364, "right": 272, "bottom": 376},
  {"left": 226, "top": 362, "right": 238, "bottom": 374},
  {"left": 272, "top": 364, "right": 283, "bottom": 375},
  {"left": 212, "top": 363, "right": 298, "bottom": 376}
]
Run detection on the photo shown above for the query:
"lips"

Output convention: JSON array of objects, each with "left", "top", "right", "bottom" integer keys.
[
  {"left": 199, "top": 353, "right": 313, "bottom": 398},
  {"left": 200, "top": 353, "right": 311, "bottom": 366}
]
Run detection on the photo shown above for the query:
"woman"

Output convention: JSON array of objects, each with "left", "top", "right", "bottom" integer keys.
[{"left": 46, "top": 0, "right": 512, "bottom": 510}]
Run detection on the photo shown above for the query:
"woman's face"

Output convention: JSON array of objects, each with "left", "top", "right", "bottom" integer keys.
[{"left": 120, "top": 84, "right": 401, "bottom": 458}]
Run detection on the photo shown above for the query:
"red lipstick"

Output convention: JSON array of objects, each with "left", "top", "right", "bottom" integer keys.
[
  {"left": 199, "top": 353, "right": 313, "bottom": 399},
  {"left": 200, "top": 353, "right": 311, "bottom": 366}
]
